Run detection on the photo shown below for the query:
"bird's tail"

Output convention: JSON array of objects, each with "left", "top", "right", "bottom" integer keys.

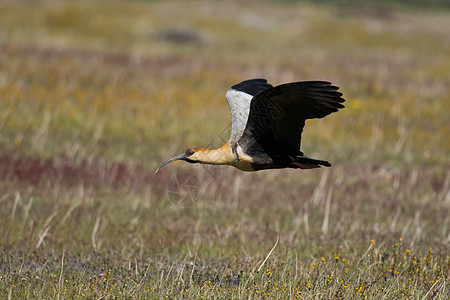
[{"left": 292, "top": 156, "right": 331, "bottom": 169}]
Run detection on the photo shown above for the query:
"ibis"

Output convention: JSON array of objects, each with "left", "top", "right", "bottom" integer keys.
[{"left": 155, "top": 78, "right": 345, "bottom": 173}]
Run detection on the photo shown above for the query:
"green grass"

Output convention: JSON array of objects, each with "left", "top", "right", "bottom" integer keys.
[{"left": 0, "top": 0, "right": 449, "bottom": 298}]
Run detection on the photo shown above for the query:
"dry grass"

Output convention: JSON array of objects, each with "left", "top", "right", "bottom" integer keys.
[{"left": 0, "top": 0, "right": 449, "bottom": 298}]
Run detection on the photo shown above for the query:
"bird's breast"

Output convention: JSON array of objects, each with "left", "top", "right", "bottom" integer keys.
[{"left": 233, "top": 143, "right": 255, "bottom": 171}]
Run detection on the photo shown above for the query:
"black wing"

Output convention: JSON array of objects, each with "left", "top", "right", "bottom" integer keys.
[
  {"left": 238, "top": 81, "right": 345, "bottom": 155},
  {"left": 231, "top": 78, "right": 273, "bottom": 96}
]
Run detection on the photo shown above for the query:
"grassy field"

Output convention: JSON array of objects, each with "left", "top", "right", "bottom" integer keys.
[{"left": 0, "top": 0, "right": 449, "bottom": 298}]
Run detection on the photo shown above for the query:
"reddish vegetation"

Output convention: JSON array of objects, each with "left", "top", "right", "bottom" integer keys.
[
  {"left": 1, "top": 149, "right": 447, "bottom": 195},
  {"left": 0, "top": 150, "right": 158, "bottom": 190}
]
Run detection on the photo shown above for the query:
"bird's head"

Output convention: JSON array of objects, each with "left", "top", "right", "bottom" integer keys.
[{"left": 155, "top": 147, "right": 203, "bottom": 173}]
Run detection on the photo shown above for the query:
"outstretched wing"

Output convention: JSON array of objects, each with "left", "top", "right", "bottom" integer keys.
[
  {"left": 238, "top": 81, "right": 345, "bottom": 155},
  {"left": 225, "top": 79, "right": 273, "bottom": 142}
]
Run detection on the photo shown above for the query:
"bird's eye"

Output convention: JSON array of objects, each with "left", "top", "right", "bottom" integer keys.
[{"left": 186, "top": 150, "right": 195, "bottom": 156}]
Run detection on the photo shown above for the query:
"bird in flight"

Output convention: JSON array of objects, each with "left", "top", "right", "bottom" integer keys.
[{"left": 155, "top": 78, "right": 345, "bottom": 173}]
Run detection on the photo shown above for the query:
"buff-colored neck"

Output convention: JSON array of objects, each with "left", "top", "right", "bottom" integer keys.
[{"left": 191, "top": 143, "right": 235, "bottom": 165}]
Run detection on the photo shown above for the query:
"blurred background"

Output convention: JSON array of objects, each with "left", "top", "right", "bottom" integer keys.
[{"left": 0, "top": 0, "right": 449, "bottom": 298}]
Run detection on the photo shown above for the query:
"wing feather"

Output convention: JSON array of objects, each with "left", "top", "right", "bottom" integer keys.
[{"left": 238, "top": 81, "right": 345, "bottom": 154}]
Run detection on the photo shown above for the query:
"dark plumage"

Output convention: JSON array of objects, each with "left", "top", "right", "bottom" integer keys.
[
  {"left": 231, "top": 78, "right": 273, "bottom": 96},
  {"left": 238, "top": 81, "right": 344, "bottom": 170}
]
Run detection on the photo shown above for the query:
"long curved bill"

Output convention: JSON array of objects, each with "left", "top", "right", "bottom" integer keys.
[{"left": 154, "top": 153, "right": 188, "bottom": 173}]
